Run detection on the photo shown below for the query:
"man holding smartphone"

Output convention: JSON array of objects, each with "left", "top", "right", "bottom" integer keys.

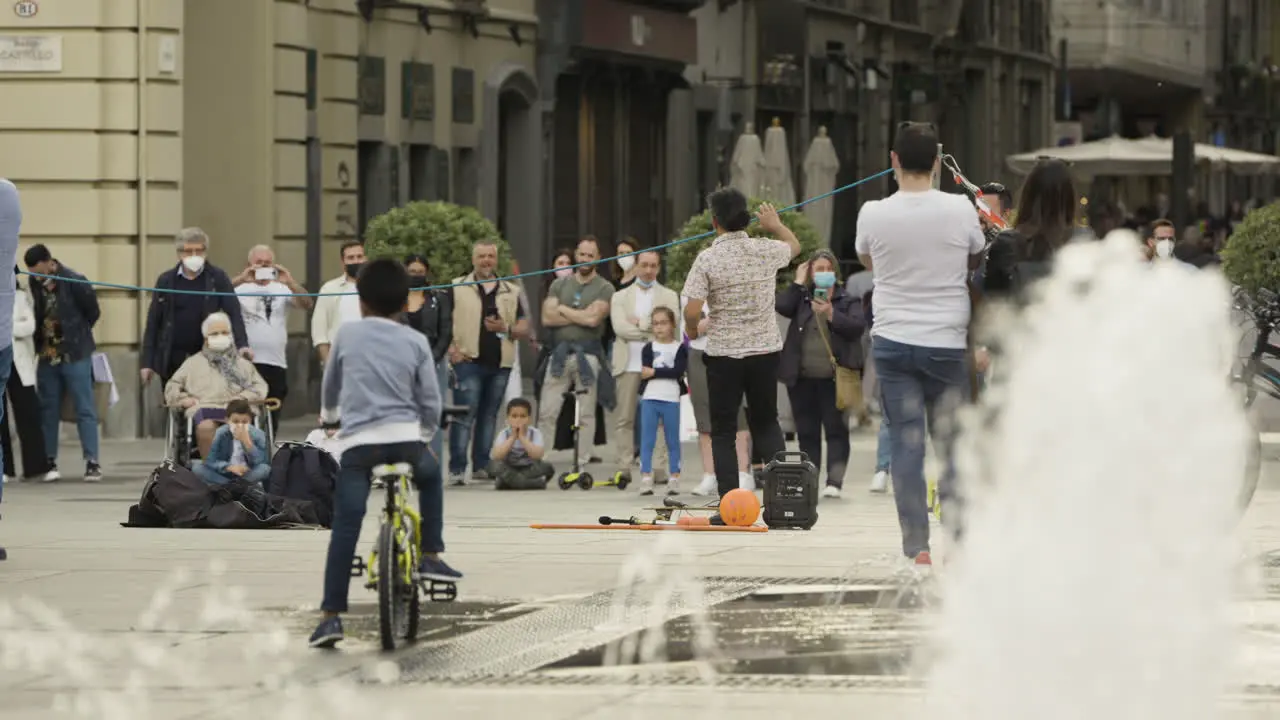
[{"left": 233, "top": 244, "right": 313, "bottom": 431}]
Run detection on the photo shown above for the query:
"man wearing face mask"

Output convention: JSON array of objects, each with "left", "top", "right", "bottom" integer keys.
[
  {"left": 24, "top": 243, "right": 104, "bottom": 482},
  {"left": 140, "top": 227, "right": 251, "bottom": 390},
  {"left": 608, "top": 250, "right": 679, "bottom": 494},
  {"left": 1144, "top": 219, "right": 1177, "bottom": 261},
  {"left": 311, "top": 241, "right": 367, "bottom": 366},
  {"left": 233, "top": 245, "right": 313, "bottom": 433}
]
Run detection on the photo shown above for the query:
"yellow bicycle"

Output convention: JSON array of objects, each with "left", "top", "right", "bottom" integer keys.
[{"left": 348, "top": 411, "right": 463, "bottom": 651}]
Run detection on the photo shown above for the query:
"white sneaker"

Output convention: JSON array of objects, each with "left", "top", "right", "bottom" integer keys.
[
  {"left": 870, "top": 470, "right": 889, "bottom": 493},
  {"left": 42, "top": 468, "right": 61, "bottom": 483},
  {"left": 822, "top": 485, "right": 841, "bottom": 499},
  {"left": 449, "top": 472, "right": 466, "bottom": 487},
  {"left": 665, "top": 476, "right": 680, "bottom": 495},
  {"left": 738, "top": 471, "right": 756, "bottom": 491},
  {"left": 691, "top": 474, "right": 717, "bottom": 496},
  {"left": 1, "top": 475, "right": 9, "bottom": 485},
  {"left": 638, "top": 475, "right": 655, "bottom": 495}
]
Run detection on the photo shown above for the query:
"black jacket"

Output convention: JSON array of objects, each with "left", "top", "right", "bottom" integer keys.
[
  {"left": 400, "top": 289, "right": 453, "bottom": 362},
  {"left": 141, "top": 264, "right": 248, "bottom": 375},
  {"left": 28, "top": 262, "right": 100, "bottom": 363},
  {"left": 775, "top": 282, "right": 865, "bottom": 387},
  {"left": 983, "top": 229, "right": 1055, "bottom": 301}
]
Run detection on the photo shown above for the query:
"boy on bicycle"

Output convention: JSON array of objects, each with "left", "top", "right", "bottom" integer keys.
[{"left": 309, "top": 258, "right": 462, "bottom": 649}]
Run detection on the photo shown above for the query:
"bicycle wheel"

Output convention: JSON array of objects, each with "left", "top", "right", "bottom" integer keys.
[{"left": 376, "top": 523, "right": 400, "bottom": 651}]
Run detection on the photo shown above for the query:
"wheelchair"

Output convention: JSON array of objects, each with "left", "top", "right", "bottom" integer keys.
[{"left": 164, "top": 397, "right": 282, "bottom": 468}]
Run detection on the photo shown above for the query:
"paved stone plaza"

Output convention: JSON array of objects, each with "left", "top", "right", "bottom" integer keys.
[{"left": 3, "top": 419, "right": 1280, "bottom": 719}]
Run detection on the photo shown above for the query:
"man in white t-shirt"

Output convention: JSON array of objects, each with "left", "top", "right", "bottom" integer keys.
[
  {"left": 854, "top": 121, "right": 985, "bottom": 567},
  {"left": 233, "top": 244, "right": 313, "bottom": 432}
]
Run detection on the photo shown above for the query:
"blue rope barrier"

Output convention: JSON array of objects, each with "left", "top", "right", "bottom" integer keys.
[{"left": 20, "top": 168, "right": 894, "bottom": 298}]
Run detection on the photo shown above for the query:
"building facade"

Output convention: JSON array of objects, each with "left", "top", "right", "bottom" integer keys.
[
  {"left": 681, "top": 0, "right": 1056, "bottom": 263},
  {"left": 0, "top": 0, "right": 538, "bottom": 437},
  {"left": 1053, "top": 0, "right": 1208, "bottom": 140},
  {"left": 535, "top": 0, "right": 702, "bottom": 262}
]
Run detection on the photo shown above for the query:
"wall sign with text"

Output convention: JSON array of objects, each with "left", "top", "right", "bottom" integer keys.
[
  {"left": 13, "top": 1, "right": 37, "bottom": 18},
  {"left": 0, "top": 35, "right": 61, "bottom": 73}
]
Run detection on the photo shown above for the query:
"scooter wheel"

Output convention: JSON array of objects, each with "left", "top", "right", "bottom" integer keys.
[
  {"left": 557, "top": 473, "right": 574, "bottom": 491},
  {"left": 578, "top": 472, "right": 594, "bottom": 490},
  {"left": 615, "top": 472, "right": 630, "bottom": 490}
]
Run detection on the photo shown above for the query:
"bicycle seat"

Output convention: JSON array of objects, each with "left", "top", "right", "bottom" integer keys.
[{"left": 371, "top": 463, "right": 414, "bottom": 479}]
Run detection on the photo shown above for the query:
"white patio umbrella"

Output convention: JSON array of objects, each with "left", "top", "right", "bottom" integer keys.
[
  {"left": 1133, "top": 136, "right": 1280, "bottom": 175},
  {"left": 1006, "top": 135, "right": 1171, "bottom": 176},
  {"left": 762, "top": 117, "right": 796, "bottom": 206},
  {"left": 802, "top": 126, "right": 840, "bottom": 246},
  {"left": 729, "top": 122, "right": 766, "bottom": 198}
]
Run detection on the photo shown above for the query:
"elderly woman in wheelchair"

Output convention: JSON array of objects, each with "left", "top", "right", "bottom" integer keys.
[{"left": 164, "top": 312, "right": 270, "bottom": 461}]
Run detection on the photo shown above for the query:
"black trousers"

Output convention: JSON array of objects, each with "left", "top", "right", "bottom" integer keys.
[
  {"left": 254, "top": 363, "right": 288, "bottom": 434},
  {"left": 787, "top": 376, "right": 849, "bottom": 489},
  {"left": 704, "top": 351, "right": 786, "bottom": 497},
  {"left": 1, "top": 367, "right": 51, "bottom": 479}
]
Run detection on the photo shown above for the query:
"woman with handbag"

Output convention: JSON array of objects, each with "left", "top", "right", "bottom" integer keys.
[
  {"left": 2, "top": 267, "right": 55, "bottom": 483},
  {"left": 776, "top": 250, "right": 866, "bottom": 498}
]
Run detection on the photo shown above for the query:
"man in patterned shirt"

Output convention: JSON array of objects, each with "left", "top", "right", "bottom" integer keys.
[{"left": 683, "top": 189, "right": 801, "bottom": 498}]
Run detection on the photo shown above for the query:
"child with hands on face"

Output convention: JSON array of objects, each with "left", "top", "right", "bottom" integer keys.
[
  {"left": 488, "top": 398, "right": 555, "bottom": 490},
  {"left": 193, "top": 398, "right": 272, "bottom": 489},
  {"left": 637, "top": 306, "right": 688, "bottom": 496}
]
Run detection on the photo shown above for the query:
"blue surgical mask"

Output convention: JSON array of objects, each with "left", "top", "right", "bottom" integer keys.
[
  {"left": 636, "top": 278, "right": 654, "bottom": 289},
  {"left": 813, "top": 271, "right": 836, "bottom": 289}
]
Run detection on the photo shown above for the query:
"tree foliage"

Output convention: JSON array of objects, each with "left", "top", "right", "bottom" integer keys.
[
  {"left": 361, "top": 201, "right": 512, "bottom": 282},
  {"left": 1221, "top": 201, "right": 1280, "bottom": 297},
  {"left": 664, "top": 199, "right": 825, "bottom": 291}
]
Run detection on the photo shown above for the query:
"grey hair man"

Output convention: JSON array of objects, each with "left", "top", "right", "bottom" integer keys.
[
  {"left": 141, "top": 227, "right": 251, "bottom": 386},
  {"left": 232, "top": 244, "right": 311, "bottom": 433}
]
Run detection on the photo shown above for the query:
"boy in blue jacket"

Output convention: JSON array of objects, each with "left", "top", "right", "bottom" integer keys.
[{"left": 193, "top": 399, "right": 270, "bottom": 488}]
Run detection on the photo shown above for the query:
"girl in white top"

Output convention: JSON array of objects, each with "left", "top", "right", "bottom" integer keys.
[{"left": 637, "top": 306, "right": 688, "bottom": 495}]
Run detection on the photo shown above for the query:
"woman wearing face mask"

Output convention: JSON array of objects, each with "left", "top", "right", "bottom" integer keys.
[
  {"left": 612, "top": 238, "right": 639, "bottom": 290},
  {"left": 164, "top": 312, "right": 269, "bottom": 459},
  {"left": 776, "top": 250, "right": 866, "bottom": 499}
]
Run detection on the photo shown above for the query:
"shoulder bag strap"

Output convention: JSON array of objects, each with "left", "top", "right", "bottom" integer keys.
[{"left": 813, "top": 312, "right": 840, "bottom": 373}]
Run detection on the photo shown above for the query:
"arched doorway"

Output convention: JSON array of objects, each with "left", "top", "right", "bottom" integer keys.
[{"left": 480, "top": 63, "right": 541, "bottom": 284}]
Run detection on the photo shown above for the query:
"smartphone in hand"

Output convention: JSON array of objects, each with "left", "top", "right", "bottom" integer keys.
[{"left": 814, "top": 288, "right": 829, "bottom": 302}]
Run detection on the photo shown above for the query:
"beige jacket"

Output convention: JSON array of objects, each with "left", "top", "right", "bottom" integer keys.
[
  {"left": 609, "top": 281, "right": 679, "bottom": 376},
  {"left": 164, "top": 352, "right": 268, "bottom": 418},
  {"left": 11, "top": 287, "right": 36, "bottom": 387},
  {"left": 450, "top": 273, "right": 523, "bottom": 368}
]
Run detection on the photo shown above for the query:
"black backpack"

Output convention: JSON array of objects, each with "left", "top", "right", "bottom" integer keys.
[{"left": 267, "top": 442, "right": 338, "bottom": 528}]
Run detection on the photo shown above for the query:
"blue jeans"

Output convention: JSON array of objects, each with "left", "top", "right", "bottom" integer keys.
[
  {"left": 872, "top": 336, "right": 968, "bottom": 558},
  {"left": 425, "top": 359, "right": 447, "bottom": 484},
  {"left": 321, "top": 441, "right": 444, "bottom": 613},
  {"left": 193, "top": 461, "right": 271, "bottom": 488},
  {"left": 639, "top": 399, "right": 681, "bottom": 475},
  {"left": 37, "top": 357, "right": 99, "bottom": 463},
  {"left": 0, "top": 345, "right": 11, "bottom": 505},
  {"left": 875, "top": 417, "right": 892, "bottom": 472},
  {"left": 448, "top": 362, "right": 510, "bottom": 475}
]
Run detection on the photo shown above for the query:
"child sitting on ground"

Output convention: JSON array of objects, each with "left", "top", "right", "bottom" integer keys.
[
  {"left": 488, "top": 397, "right": 554, "bottom": 490},
  {"left": 638, "top": 306, "right": 687, "bottom": 496},
  {"left": 193, "top": 398, "right": 271, "bottom": 489},
  {"left": 308, "top": 258, "right": 461, "bottom": 650}
]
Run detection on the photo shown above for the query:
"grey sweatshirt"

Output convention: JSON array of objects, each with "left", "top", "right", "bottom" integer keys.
[
  {"left": 0, "top": 180, "right": 19, "bottom": 351},
  {"left": 319, "top": 316, "right": 441, "bottom": 448}
]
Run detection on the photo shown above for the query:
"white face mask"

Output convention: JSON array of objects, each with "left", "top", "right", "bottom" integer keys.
[
  {"left": 207, "top": 334, "right": 232, "bottom": 352},
  {"left": 617, "top": 255, "right": 635, "bottom": 272},
  {"left": 183, "top": 255, "right": 206, "bottom": 274},
  {"left": 1155, "top": 239, "right": 1174, "bottom": 259}
]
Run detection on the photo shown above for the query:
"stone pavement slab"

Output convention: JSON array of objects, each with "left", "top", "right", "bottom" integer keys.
[{"left": 2, "top": 425, "right": 1279, "bottom": 718}]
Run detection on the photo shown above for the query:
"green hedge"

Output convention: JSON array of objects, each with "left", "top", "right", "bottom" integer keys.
[
  {"left": 361, "top": 201, "right": 513, "bottom": 282},
  {"left": 664, "top": 199, "right": 824, "bottom": 291},
  {"left": 1222, "top": 202, "right": 1280, "bottom": 297}
]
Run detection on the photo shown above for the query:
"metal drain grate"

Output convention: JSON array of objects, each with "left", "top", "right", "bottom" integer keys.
[
  {"left": 389, "top": 577, "right": 768, "bottom": 681},
  {"left": 419, "top": 671, "right": 925, "bottom": 690}
]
